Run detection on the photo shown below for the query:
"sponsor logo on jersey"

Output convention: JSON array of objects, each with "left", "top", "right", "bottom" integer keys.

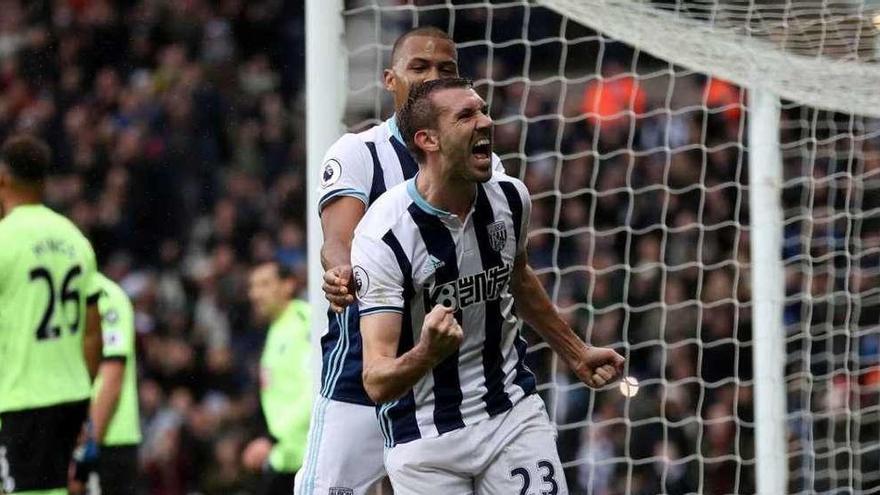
[
  {"left": 488, "top": 220, "right": 508, "bottom": 252},
  {"left": 352, "top": 265, "right": 369, "bottom": 299},
  {"left": 320, "top": 159, "right": 342, "bottom": 188},
  {"left": 424, "top": 263, "right": 512, "bottom": 310},
  {"left": 329, "top": 488, "right": 354, "bottom": 495}
]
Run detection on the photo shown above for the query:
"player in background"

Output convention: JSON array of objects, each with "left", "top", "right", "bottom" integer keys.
[
  {"left": 0, "top": 135, "right": 103, "bottom": 495},
  {"left": 350, "top": 78, "right": 625, "bottom": 494},
  {"left": 298, "top": 26, "right": 505, "bottom": 495},
  {"left": 244, "top": 261, "right": 312, "bottom": 495},
  {"left": 69, "top": 272, "right": 141, "bottom": 495}
]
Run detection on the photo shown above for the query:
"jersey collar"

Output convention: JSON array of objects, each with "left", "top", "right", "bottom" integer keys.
[
  {"left": 407, "top": 175, "right": 454, "bottom": 218},
  {"left": 387, "top": 114, "right": 404, "bottom": 143}
]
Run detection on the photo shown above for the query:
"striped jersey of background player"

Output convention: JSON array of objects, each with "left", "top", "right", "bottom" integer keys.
[{"left": 297, "top": 26, "right": 504, "bottom": 495}]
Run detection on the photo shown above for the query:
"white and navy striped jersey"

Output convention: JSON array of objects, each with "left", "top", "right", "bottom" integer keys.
[
  {"left": 316, "top": 116, "right": 505, "bottom": 406},
  {"left": 350, "top": 171, "right": 537, "bottom": 446}
]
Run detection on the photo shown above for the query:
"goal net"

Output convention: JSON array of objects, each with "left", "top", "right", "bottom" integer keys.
[{"left": 320, "top": 1, "right": 880, "bottom": 493}]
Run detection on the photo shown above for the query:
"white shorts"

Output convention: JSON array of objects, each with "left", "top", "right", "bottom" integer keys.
[
  {"left": 295, "top": 397, "right": 386, "bottom": 495},
  {"left": 385, "top": 394, "right": 568, "bottom": 495}
]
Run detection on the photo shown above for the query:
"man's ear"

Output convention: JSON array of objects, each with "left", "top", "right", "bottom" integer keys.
[
  {"left": 414, "top": 129, "right": 439, "bottom": 155},
  {"left": 283, "top": 277, "right": 298, "bottom": 299},
  {"left": 383, "top": 69, "right": 396, "bottom": 92}
]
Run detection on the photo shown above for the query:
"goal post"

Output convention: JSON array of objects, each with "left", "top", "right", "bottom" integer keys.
[
  {"left": 307, "top": 2, "right": 880, "bottom": 493},
  {"left": 746, "top": 88, "right": 787, "bottom": 495},
  {"left": 305, "top": 0, "right": 345, "bottom": 389}
]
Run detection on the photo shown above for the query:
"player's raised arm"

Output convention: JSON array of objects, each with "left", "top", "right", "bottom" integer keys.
[
  {"left": 506, "top": 181, "right": 625, "bottom": 388},
  {"left": 510, "top": 254, "right": 624, "bottom": 388}
]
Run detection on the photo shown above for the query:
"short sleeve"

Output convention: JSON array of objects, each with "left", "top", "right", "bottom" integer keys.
[
  {"left": 98, "top": 278, "right": 135, "bottom": 359},
  {"left": 317, "top": 133, "right": 374, "bottom": 213},
  {"left": 350, "top": 233, "right": 405, "bottom": 316},
  {"left": 100, "top": 299, "right": 133, "bottom": 358},
  {"left": 511, "top": 179, "right": 532, "bottom": 255}
]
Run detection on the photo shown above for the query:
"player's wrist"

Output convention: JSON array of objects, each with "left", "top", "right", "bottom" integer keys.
[
  {"left": 411, "top": 341, "right": 443, "bottom": 368},
  {"left": 552, "top": 328, "right": 587, "bottom": 358}
]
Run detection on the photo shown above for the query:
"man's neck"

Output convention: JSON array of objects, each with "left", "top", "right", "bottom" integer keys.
[
  {"left": 269, "top": 300, "right": 292, "bottom": 324},
  {"left": 416, "top": 164, "right": 475, "bottom": 219},
  {"left": 1, "top": 195, "right": 41, "bottom": 217}
]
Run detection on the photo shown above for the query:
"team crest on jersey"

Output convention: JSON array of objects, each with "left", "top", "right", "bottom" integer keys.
[
  {"left": 352, "top": 265, "right": 369, "bottom": 298},
  {"left": 104, "top": 309, "right": 119, "bottom": 324},
  {"left": 320, "top": 159, "right": 342, "bottom": 188},
  {"left": 329, "top": 488, "right": 354, "bottom": 495},
  {"left": 487, "top": 221, "right": 507, "bottom": 252}
]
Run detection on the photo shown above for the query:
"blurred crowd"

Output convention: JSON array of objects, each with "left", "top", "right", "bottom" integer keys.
[
  {"left": 1, "top": 1, "right": 877, "bottom": 494},
  {"left": 2, "top": 0, "right": 304, "bottom": 493}
]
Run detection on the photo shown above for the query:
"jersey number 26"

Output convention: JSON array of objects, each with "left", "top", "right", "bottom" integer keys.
[{"left": 29, "top": 265, "right": 82, "bottom": 341}]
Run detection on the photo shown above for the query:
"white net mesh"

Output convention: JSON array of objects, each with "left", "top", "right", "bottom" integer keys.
[
  {"left": 338, "top": 1, "right": 880, "bottom": 493},
  {"left": 539, "top": 0, "right": 880, "bottom": 117},
  {"left": 780, "top": 105, "right": 880, "bottom": 493}
]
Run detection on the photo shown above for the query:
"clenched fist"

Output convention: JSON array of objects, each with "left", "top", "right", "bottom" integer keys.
[
  {"left": 420, "top": 304, "right": 464, "bottom": 363},
  {"left": 569, "top": 346, "right": 625, "bottom": 388},
  {"left": 323, "top": 265, "right": 355, "bottom": 313}
]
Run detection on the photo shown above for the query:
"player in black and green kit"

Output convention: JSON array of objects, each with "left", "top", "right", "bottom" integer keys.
[
  {"left": 70, "top": 273, "right": 141, "bottom": 495},
  {"left": 0, "top": 135, "right": 103, "bottom": 495},
  {"left": 243, "top": 261, "right": 312, "bottom": 495}
]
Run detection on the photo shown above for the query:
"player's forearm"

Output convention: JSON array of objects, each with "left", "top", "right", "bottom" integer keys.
[
  {"left": 362, "top": 344, "right": 436, "bottom": 403},
  {"left": 320, "top": 236, "right": 352, "bottom": 271},
  {"left": 320, "top": 196, "right": 365, "bottom": 270},
  {"left": 511, "top": 263, "right": 588, "bottom": 364},
  {"left": 90, "top": 363, "right": 124, "bottom": 443}
]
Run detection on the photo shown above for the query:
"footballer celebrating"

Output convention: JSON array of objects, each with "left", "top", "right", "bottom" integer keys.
[{"left": 350, "top": 79, "right": 625, "bottom": 494}]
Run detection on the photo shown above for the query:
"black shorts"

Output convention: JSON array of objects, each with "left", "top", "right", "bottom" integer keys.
[
  {"left": 259, "top": 466, "right": 296, "bottom": 495},
  {"left": 96, "top": 444, "right": 139, "bottom": 495},
  {"left": 0, "top": 399, "right": 88, "bottom": 492}
]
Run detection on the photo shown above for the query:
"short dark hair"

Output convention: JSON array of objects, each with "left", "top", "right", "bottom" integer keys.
[
  {"left": 259, "top": 260, "right": 295, "bottom": 281},
  {"left": 0, "top": 134, "right": 52, "bottom": 183},
  {"left": 390, "top": 26, "right": 455, "bottom": 67},
  {"left": 397, "top": 77, "right": 473, "bottom": 163}
]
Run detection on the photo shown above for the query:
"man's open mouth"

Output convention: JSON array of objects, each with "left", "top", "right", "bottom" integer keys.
[{"left": 472, "top": 138, "right": 491, "bottom": 160}]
